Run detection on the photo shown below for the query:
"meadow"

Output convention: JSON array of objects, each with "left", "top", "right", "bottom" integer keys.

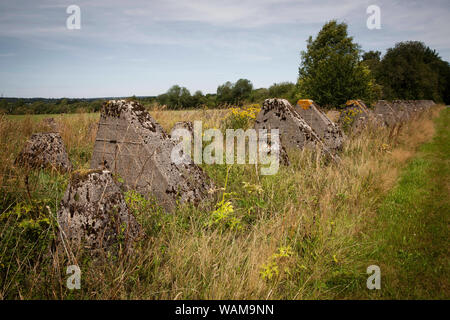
[{"left": 0, "top": 105, "right": 448, "bottom": 299}]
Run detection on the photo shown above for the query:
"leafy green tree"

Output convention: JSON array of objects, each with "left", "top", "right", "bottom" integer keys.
[
  {"left": 192, "top": 90, "right": 207, "bottom": 107},
  {"left": 204, "top": 93, "right": 217, "bottom": 108},
  {"left": 169, "top": 85, "right": 192, "bottom": 109},
  {"left": 298, "top": 20, "right": 378, "bottom": 108},
  {"left": 362, "top": 50, "right": 381, "bottom": 77},
  {"left": 268, "top": 82, "right": 297, "bottom": 103},
  {"left": 156, "top": 93, "right": 169, "bottom": 107},
  {"left": 157, "top": 85, "right": 194, "bottom": 109},
  {"left": 90, "top": 100, "right": 103, "bottom": 112},
  {"left": 0, "top": 99, "right": 7, "bottom": 114},
  {"left": 216, "top": 81, "right": 234, "bottom": 105},
  {"left": 249, "top": 88, "right": 269, "bottom": 103},
  {"left": 232, "top": 79, "right": 253, "bottom": 105},
  {"left": 217, "top": 79, "right": 253, "bottom": 106},
  {"left": 377, "top": 41, "right": 450, "bottom": 103}
]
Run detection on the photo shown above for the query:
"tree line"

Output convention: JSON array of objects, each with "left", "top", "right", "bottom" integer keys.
[
  {"left": 0, "top": 81, "right": 297, "bottom": 114},
  {"left": 1, "top": 20, "right": 449, "bottom": 115},
  {"left": 0, "top": 98, "right": 105, "bottom": 115}
]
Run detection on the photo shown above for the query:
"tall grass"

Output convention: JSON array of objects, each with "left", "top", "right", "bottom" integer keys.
[{"left": 0, "top": 106, "right": 443, "bottom": 299}]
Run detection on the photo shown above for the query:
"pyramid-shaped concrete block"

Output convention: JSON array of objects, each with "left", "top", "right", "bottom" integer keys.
[
  {"left": 339, "top": 100, "right": 373, "bottom": 132},
  {"left": 57, "top": 169, "right": 142, "bottom": 251},
  {"left": 374, "top": 100, "right": 400, "bottom": 127},
  {"left": 396, "top": 100, "right": 435, "bottom": 118},
  {"left": 90, "top": 100, "right": 213, "bottom": 212},
  {"left": 374, "top": 100, "right": 435, "bottom": 126},
  {"left": 416, "top": 100, "right": 435, "bottom": 111},
  {"left": 254, "top": 99, "right": 336, "bottom": 161},
  {"left": 294, "top": 99, "right": 345, "bottom": 153},
  {"left": 391, "top": 100, "right": 415, "bottom": 122},
  {"left": 15, "top": 132, "right": 72, "bottom": 173}
]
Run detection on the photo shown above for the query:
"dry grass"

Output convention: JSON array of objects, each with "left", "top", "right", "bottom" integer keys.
[
  {"left": 149, "top": 108, "right": 230, "bottom": 132},
  {"left": 0, "top": 106, "right": 444, "bottom": 299},
  {"left": 325, "top": 110, "right": 341, "bottom": 123}
]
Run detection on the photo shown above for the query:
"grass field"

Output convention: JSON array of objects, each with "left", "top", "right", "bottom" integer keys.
[
  {"left": 5, "top": 109, "right": 229, "bottom": 132},
  {"left": 0, "top": 106, "right": 448, "bottom": 299}
]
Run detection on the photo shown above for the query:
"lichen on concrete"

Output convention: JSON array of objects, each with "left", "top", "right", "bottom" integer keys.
[
  {"left": 339, "top": 100, "right": 374, "bottom": 132},
  {"left": 374, "top": 100, "right": 435, "bottom": 127},
  {"left": 254, "top": 98, "right": 338, "bottom": 162},
  {"left": 294, "top": 99, "right": 345, "bottom": 153},
  {"left": 15, "top": 132, "right": 72, "bottom": 173},
  {"left": 57, "top": 169, "right": 142, "bottom": 251},
  {"left": 91, "top": 100, "right": 213, "bottom": 212}
]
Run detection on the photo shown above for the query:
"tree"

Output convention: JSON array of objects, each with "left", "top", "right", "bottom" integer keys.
[
  {"left": 192, "top": 90, "right": 207, "bottom": 107},
  {"left": 156, "top": 93, "right": 169, "bottom": 107},
  {"left": 216, "top": 79, "right": 253, "bottom": 106},
  {"left": 298, "top": 20, "right": 378, "bottom": 108},
  {"left": 204, "top": 93, "right": 217, "bottom": 108},
  {"left": 249, "top": 88, "right": 269, "bottom": 103},
  {"left": 268, "top": 82, "right": 296, "bottom": 103},
  {"left": 377, "top": 41, "right": 450, "bottom": 103},
  {"left": 362, "top": 50, "right": 381, "bottom": 77},
  {"left": 216, "top": 81, "right": 234, "bottom": 106},
  {"left": 232, "top": 79, "right": 253, "bottom": 104},
  {"left": 157, "top": 85, "right": 194, "bottom": 109},
  {"left": 0, "top": 99, "right": 8, "bottom": 114},
  {"left": 90, "top": 100, "right": 103, "bottom": 112}
]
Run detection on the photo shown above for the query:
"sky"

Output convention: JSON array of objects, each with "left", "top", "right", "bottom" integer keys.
[{"left": 0, "top": 0, "right": 449, "bottom": 98}]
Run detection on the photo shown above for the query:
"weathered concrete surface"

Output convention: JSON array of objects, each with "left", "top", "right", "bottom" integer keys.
[
  {"left": 374, "top": 100, "right": 435, "bottom": 126},
  {"left": 424, "top": 100, "right": 435, "bottom": 110},
  {"left": 170, "top": 121, "right": 194, "bottom": 142},
  {"left": 391, "top": 100, "right": 414, "bottom": 122},
  {"left": 90, "top": 100, "right": 213, "bottom": 212},
  {"left": 57, "top": 169, "right": 142, "bottom": 250},
  {"left": 339, "top": 100, "right": 373, "bottom": 132},
  {"left": 264, "top": 131, "right": 290, "bottom": 167},
  {"left": 15, "top": 132, "right": 72, "bottom": 172},
  {"left": 254, "top": 99, "right": 337, "bottom": 161},
  {"left": 255, "top": 99, "right": 321, "bottom": 150},
  {"left": 170, "top": 121, "right": 195, "bottom": 162},
  {"left": 416, "top": 100, "right": 435, "bottom": 110},
  {"left": 171, "top": 121, "right": 194, "bottom": 134},
  {"left": 294, "top": 99, "right": 345, "bottom": 153},
  {"left": 399, "top": 100, "right": 435, "bottom": 118},
  {"left": 276, "top": 142, "right": 290, "bottom": 167},
  {"left": 374, "top": 100, "right": 400, "bottom": 127}
]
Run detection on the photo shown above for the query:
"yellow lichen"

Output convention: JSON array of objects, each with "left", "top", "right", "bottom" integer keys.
[
  {"left": 346, "top": 100, "right": 365, "bottom": 111},
  {"left": 297, "top": 99, "right": 314, "bottom": 110}
]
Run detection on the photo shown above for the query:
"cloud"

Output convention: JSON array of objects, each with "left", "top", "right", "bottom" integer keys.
[
  {"left": 1, "top": 0, "right": 449, "bottom": 51},
  {"left": 123, "top": 0, "right": 362, "bottom": 27},
  {"left": 1, "top": 0, "right": 450, "bottom": 98}
]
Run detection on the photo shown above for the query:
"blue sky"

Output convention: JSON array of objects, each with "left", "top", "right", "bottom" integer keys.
[{"left": 1, "top": 0, "right": 449, "bottom": 98}]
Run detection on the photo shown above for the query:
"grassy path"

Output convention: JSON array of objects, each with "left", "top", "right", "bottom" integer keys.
[{"left": 361, "top": 107, "right": 449, "bottom": 299}]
